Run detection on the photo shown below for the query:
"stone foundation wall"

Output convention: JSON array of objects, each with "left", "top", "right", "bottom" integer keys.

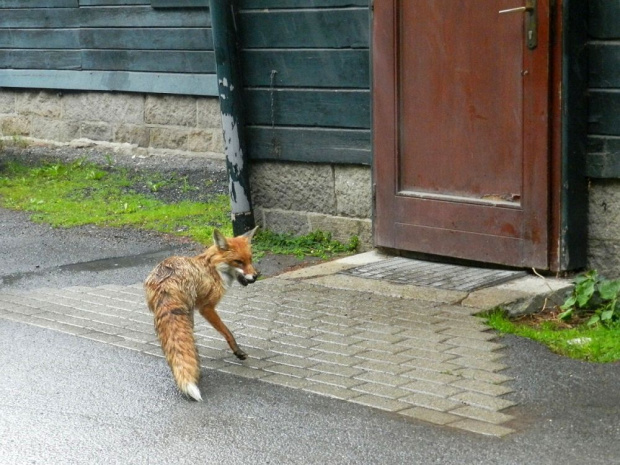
[
  {"left": 250, "top": 162, "right": 373, "bottom": 249},
  {"left": 0, "top": 89, "right": 224, "bottom": 156},
  {"left": 588, "top": 180, "right": 620, "bottom": 277}
]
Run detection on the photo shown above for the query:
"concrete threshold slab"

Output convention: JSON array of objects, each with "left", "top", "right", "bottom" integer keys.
[{"left": 280, "top": 250, "right": 573, "bottom": 315}]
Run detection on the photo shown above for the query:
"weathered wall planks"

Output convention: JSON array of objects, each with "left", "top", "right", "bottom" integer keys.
[
  {"left": 238, "top": 1, "right": 371, "bottom": 165},
  {"left": 0, "top": 3, "right": 216, "bottom": 96},
  {"left": 587, "top": 1, "right": 620, "bottom": 177}
]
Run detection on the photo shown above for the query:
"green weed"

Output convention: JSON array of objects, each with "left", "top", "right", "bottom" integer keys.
[
  {"left": 558, "top": 270, "right": 620, "bottom": 327},
  {"left": 252, "top": 229, "right": 359, "bottom": 259},
  {"left": 482, "top": 308, "right": 620, "bottom": 363}
]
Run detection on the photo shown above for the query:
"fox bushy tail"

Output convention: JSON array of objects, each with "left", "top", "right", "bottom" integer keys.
[{"left": 154, "top": 307, "right": 202, "bottom": 401}]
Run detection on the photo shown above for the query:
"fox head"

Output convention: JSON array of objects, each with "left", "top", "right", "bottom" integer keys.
[{"left": 213, "top": 226, "right": 259, "bottom": 287}]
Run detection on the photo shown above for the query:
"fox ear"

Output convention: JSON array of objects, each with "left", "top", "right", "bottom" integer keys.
[
  {"left": 213, "top": 229, "right": 229, "bottom": 251},
  {"left": 241, "top": 225, "right": 259, "bottom": 242}
]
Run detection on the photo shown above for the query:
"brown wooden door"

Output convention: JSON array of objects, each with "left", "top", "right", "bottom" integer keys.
[{"left": 373, "top": 0, "right": 551, "bottom": 268}]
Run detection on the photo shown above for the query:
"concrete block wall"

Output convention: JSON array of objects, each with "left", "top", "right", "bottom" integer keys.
[
  {"left": 250, "top": 162, "right": 373, "bottom": 249},
  {"left": 0, "top": 89, "right": 224, "bottom": 156}
]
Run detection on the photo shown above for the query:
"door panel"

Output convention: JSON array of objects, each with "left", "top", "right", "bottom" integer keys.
[{"left": 373, "top": 0, "right": 550, "bottom": 268}]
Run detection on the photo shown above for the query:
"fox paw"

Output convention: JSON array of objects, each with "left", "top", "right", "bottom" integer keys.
[{"left": 234, "top": 350, "right": 248, "bottom": 360}]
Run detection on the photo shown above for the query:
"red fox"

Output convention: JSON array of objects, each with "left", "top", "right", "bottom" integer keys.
[{"left": 144, "top": 226, "right": 259, "bottom": 401}]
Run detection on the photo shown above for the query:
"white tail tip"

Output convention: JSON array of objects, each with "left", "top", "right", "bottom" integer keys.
[{"left": 185, "top": 383, "right": 203, "bottom": 402}]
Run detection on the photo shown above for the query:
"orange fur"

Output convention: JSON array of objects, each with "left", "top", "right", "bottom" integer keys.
[{"left": 144, "top": 227, "right": 258, "bottom": 400}]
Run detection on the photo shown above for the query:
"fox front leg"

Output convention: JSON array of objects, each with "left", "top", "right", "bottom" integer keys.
[{"left": 198, "top": 306, "right": 247, "bottom": 360}]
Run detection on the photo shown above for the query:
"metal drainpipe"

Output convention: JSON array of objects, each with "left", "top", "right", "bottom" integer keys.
[{"left": 209, "top": 0, "right": 255, "bottom": 235}]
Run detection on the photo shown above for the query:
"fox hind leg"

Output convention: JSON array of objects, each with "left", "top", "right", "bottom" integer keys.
[{"left": 198, "top": 306, "right": 247, "bottom": 360}]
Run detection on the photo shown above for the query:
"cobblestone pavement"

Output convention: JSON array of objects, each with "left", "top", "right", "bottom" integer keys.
[{"left": 0, "top": 260, "right": 547, "bottom": 438}]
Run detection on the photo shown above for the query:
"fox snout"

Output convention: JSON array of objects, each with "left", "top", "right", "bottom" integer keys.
[{"left": 237, "top": 269, "right": 259, "bottom": 286}]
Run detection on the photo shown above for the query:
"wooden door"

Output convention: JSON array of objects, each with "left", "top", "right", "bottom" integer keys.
[{"left": 373, "top": 0, "right": 551, "bottom": 268}]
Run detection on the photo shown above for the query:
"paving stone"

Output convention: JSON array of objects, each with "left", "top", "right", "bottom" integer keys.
[
  {"left": 394, "top": 338, "right": 455, "bottom": 352},
  {"left": 353, "top": 360, "right": 412, "bottom": 375},
  {"left": 450, "top": 378, "right": 514, "bottom": 397},
  {"left": 229, "top": 357, "right": 275, "bottom": 370},
  {"left": 433, "top": 305, "right": 481, "bottom": 316},
  {"left": 267, "top": 354, "right": 320, "bottom": 369},
  {"left": 400, "top": 368, "right": 463, "bottom": 385},
  {"left": 273, "top": 315, "right": 321, "bottom": 330},
  {"left": 444, "top": 345, "right": 506, "bottom": 361},
  {"left": 440, "top": 327, "right": 498, "bottom": 341},
  {"left": 219, "top": 365, "right": 271, "bottom": 380},
  {"left": 451, "top": 368, "right": 513, "bottom": 384},
  {"left": 309, "top": 363, "right": 366, "bottom": 378},
  {"left": 236, "top": 327, "right": 273, "bottom": 341},
  {"left": 348, "top": 394, "right": 409, "bottom": 412},
  {"left": 353, "top": 371, "right": 410, "bottom": 387},
  {"left": 116, "top": 329, "right": 152, "bottom": 342},
  {"left": 399, "top": 407, "right": 461, "bottom": 426},
  {"left": 448, "top": 357, "right": 508, "bottom": 372},
  {"left": 401, "top": 380, "right": 463, "bottom": 398},
  {"left": 313, "top": 342, "right": 366, "bottom": 356},
  {"left": 396, "top": 328, "right": 451, "bottom": 343},
  {"left": 450, "top": 419, "right": 515, "bottom": 437},
  {"left": 315, "top": 314, "right": 354, "bottom": 326},
  {"left": 352, "top": 339, "right": 409, "bottom": 354},
  {"left": 111, "top": 339, "right": 155, "bottom": 352},
  {"left": 397, "top": 347, "right": 457, "bottom": 363},
  {"left": 450, "top": 391, "right": 517, "bottom": 411},
  {"left": 391, "top": 314, "right": 447, "bottom": 326},
  {"left": 309, "top": 352, "right": 358, "bottom": 367},
  {"left": 443, "top": 337, "right": 504, "bottom": 352},
  {"left": 0, "top": 302, "right": 46, "bottom": 315},
  {"left": 268, "top": 344, "right": 317, "bottom": 358},
  {"left": 311, "top": 331, "right": 356, "bottom": 345},
  {"left": 0, "top": 294, "right": 47, "bottom": 309},
  {"left": 450, "top": 406, "right": 515, "bottom": 425},
  {"left": 308, "top": 373, "right": 365, "bottom": 389},
  {"left": 351, "top": 382, "right": 411, "bottom": 399},
  {"left": 0, "top": 311, "right": 36, "bottom": 324},
  {"left": 271, "top": 335, "right": 322, "bottom": 349},
  {"left": 401, "top": 358, "right": 461, "bottom": 373},
  {"left": 196, "top": 346, "right": 231, "bottom": 360},
  {"left": 314, "top": 324, "right": 361, "bottom": 337},
  {"left": 400, "top": 392, "right": 465, "bottom": 412},
  {"left": 261, "top": 374, "right": 312, "bottom": 389},
  {"left": 238, "top": 316, "right": 280, "bottom": 331},
  {"left": 353, "top": 350, "right": 413, "bottom": 364},
  {"left": 199, "top": 359, "right": 230, "bottom": 371},
  {"left": 272, "top": 325, "right": 320, "bottom": 339},
  {"left": 353, "top": 321, "right": 407, "bottom": 335},
  {"left": 263, "top": 364, "right": 312, "bottom": 378},
  {"left": 301, "top": 383, "right": 360, "bottom": 400}
]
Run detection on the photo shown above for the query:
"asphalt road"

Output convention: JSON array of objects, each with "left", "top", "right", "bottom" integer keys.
[{"left": 1, "top": 207, "right": 620, "bottom": 464}]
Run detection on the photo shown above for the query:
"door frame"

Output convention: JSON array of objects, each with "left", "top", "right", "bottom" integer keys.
[{"left": 371, "top": 0, "right": 588, "bottom": 272}]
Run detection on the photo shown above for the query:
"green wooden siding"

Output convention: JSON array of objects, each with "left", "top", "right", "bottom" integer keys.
[
  {"left": 238, "top": 1, "right": 371, "bottom": 165},
  {"left": 587, "top": 1, "right": 620, "bottom": 178},
  {"left": 0, "top": 3, "right": 217, "bottom": 96}
]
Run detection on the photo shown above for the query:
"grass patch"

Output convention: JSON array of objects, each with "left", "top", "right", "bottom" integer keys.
[
  {"left": 482, "top": 308, "right": 620, "bottom": 363},
  {"left": 0, "top": 159, "right": 358, "bottom": 258},
  {"left": 0, "top": 158, "right": 233, "bottom": 242}
]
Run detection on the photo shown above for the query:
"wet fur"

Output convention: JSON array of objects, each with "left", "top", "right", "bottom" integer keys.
[{"left": 144, "top": 227, "right": 258, "bottom": 401}]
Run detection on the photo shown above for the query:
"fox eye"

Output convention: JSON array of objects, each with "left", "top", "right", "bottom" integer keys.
[{"left": 232, "top": 260, "right": 243, "bottom": 267}]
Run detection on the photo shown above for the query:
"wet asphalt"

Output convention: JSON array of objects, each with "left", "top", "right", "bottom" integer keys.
[{"left": 1, "top": 151, "right": 619, "bottom": 463}]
